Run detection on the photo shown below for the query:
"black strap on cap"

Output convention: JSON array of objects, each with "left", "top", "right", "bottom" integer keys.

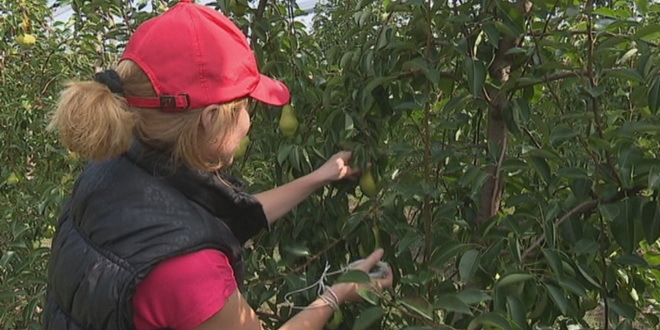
[{"left": 94, "top": 69, "right": 124, "bottom": 95}]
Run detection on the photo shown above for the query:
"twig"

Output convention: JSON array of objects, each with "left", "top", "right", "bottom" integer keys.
[
  {"left": 599, "top": 212, "right": 610, "bottom": 330},
  {"left": 248, "top": 161, "right": 425, "bottom": 288},
  {"left": 251, "top": 0, "right": 269, "bottom": 45},
  {"left": 521, "top": 186, "right": 643, "bottom": 260}
]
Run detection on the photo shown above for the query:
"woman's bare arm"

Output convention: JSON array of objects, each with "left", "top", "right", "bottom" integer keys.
[
  {"left": 194, "top": 249, "right": 392, "bottom": 330},
  {"left": 254, "top": 151, "right": 358, "bottom": 225}
]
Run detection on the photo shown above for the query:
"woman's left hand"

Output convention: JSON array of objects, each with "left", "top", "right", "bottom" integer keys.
[{"left": 314, "top": 151, "right": 360, "bottom": 184}]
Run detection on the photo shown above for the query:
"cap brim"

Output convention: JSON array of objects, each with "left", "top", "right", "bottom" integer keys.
[{"left": 249, "top": 75, "right": 290, "bottom": 106}]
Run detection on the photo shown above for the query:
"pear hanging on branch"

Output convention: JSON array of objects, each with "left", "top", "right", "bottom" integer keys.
[
  {"left": 279, "top": 105, "right": 299, "bottom": 137},
  {"left": 359, "top": 168, "right": 379, "bottom": 198}
]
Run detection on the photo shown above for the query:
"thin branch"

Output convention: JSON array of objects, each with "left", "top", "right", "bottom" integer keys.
[
  {"left": 247, "top": 237, "right": 346, "bottom": 288},
  {"left": 599, "top": 212, "right": 610, "bottom": 330},
  {"left": 521, "top": 186, "right": 644, "bottom": 260},
  {"left": 504, "top": 68, "right": 660, "bottom": 92},
  {"left": 250, "top": 0, "right": 269, "bottom": 45},
  {"left": 528, "top": 30, "right": 659, "bottom": 48},
  {"left": 248, "top": 161, "right": 425, "bottom": 288}
]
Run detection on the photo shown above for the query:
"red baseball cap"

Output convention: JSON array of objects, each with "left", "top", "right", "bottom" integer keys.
[{"left": 120, "top": 0, "right": 290, "bottom": 111}]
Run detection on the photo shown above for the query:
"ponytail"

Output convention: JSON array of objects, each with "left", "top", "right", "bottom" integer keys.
[
  {"left": 49, "top": 80, "right": 136, "bottom": 160},
  {"left": 49, "top": 60, "right": 243, "bottom": 172}
]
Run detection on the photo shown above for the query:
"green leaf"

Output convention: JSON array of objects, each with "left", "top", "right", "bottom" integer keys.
[
  {"left": 468, "top": 312, "right": 512, "bottom": 330},
  {"left": 484, "top": 22, "right": 500, "bottom": 49},
  {"left": 283, "top": 244, "right": 310, "bottom": 257},
  {"left": 513, "top": 97, "right": 531, "bottom": 122},
  {"left": 442, "top": 93, "right": 471, "bottom": 113},
  {"left": 403, "top": 57, "right": 439, "bottom": 86},
  {"left": 576, "top": 263, "right": 603, "bottom": 289},
  {"left": 528, "top": 156, "right": 551, "bottom": 184},
  {"left": 362, "top": 76, "right": 395, "bottom": 110},
  {"left": 277, "top": 144, "right": 294, "bottom": 164},
  {"left": 506, "top": 295, "right": 526, "bottom": 329},
  {"left": 593, "top": 8, "right": 621, "bottom": 18},
  {"left": 456, "top": 289, "right": 492, "bottom": 305},
  {"left": 608, "top": 299, "right": 636, "bottom": 319},
  {"left": 614, "top": 253, "right": 649, "bottom": 267},
  {"left": 340, "top": 51, "right": 353, "bottom": 69},
  {"left": 649, "top": 77, "right": 660, "bottom": 113},
  {"left": 559, "top": 277, "right": 587, "bottom": 297},
  {"left": 611, "top": 198, "right": 642, "bottom": 253},
  {"left": 496, "top": 273, "right": 534, "bottom": 287},
  {"left": 606, "top": 69, "right": 645, "bottom": 83},
  {"left": 400, "top": 296, "right": 433, "bottom": 320},
  {"left": 616, "top": 48, "right": 638, "bottom": 65},
  {"left": 634, "top": 23, "right": 660, "bottom": 40},
  {"left": 570, "top": 178, "right": 592, "bottom": 199},
  {"left": 356, "top": 286, "right": 380, "bottom": 305},
  {"left": 542, "top": 249, "right": 564, "bottom": 278},
  {"left": 574, "top": 238, "right": 599, "bottom": 256},
  {"left": 550, "top": 124, "right": 579, "bottom": 145},
  {"left": 464, "top": 58, "right": 486, "bottom": 98},
  {"left": 352, "top": 306, "right": 384, "bottom": 330},
  {"left": 503, "top": 102, "right": 521, "bottom": 135},
  {"left": 337, "top": 270, "right": 371, "bottom": 283},
  {"left": 505, "top": 47, "right": 528, "bottom": 55},
  {"left": 641, "top": 200, "right": 660, "bottom": 243},
  {"left": 600, "top": 203, "right": 621, "bottom": 220},
  {"left": 429, "top": 241, "right": 467, "bottom": 267},
  {"left": 435, "top": 294, "right": 473, "bottom": 315},
  {"left": 459, "top": 249, "right": 481, "bottom": 282},
  {"left": 545, "top": 284, "right": 570, "bottom": 315}
]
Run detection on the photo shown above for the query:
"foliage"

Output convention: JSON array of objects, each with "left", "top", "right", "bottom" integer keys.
[{"left": 1, "top": 0, "right": 660, "bottom": 329}]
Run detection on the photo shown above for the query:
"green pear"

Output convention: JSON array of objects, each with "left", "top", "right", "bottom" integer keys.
[
  {"left": 234, "top": 136, "right": 250, "bottom": 158},
  {"left": 16, "top": 34, "right": 36, "bottom": 48},
  {"left": 6, "top": 172, "right": 20, "bottom": 185},
  {"left": 359, "top": 169, "right": 378, "bottom": 198},
  {"left": 326, "top": 309, "right": 343, "bottom": 330},
  {"left": 279, "top": 105, "right": 298, "bottom": 137}
]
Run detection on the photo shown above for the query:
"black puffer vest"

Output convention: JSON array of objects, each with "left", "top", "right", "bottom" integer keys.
[{"left": 44, "top": 140, "right": 268, "bottom": 330}]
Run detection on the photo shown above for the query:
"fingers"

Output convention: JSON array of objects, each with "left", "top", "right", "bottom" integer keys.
[
  {"left": 352, "top": 248, "right": 384, "bottom": 272},
  {"left": 334, "top": 150, "right": 352, "bottom": 161},
  {"left": 345, "top": 166, "right": 361, "bottom": 179},
  {"left": 375, "top": 265, "right": 393, "bottom": 288},
  {"left": 331, "top": 150, "right": 360, "bottom": 180}
]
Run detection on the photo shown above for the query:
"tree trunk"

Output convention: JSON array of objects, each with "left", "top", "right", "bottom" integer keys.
[{"left": 475, "top": 0, "right": 532, "bottom": 227}]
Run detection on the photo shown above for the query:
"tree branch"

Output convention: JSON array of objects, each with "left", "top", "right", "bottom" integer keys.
[
  {"left": 476, "top": 0, "right": 533, "bottom": 227},
  {"left": 503, "top": 68, "right": 660, "bottom": 91},
  {"left": 521, "top": 186, "right": 644, "bottom": 260},
  {"left": 250, "top": 0, "right": 269, "bottom": 45}
]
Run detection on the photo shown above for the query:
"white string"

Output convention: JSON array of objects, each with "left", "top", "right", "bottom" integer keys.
[{"left": 283, "top": 261, "right": 352, "bottom": 310}]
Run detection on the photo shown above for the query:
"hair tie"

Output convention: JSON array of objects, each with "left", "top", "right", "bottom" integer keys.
[{"left": 94, "top": 69, "right": 124, "bottom": 95}]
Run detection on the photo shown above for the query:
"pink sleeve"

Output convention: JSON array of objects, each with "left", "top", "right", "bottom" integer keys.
[{"left": 133, "top": 249, "right": 238, "bottom": 330}]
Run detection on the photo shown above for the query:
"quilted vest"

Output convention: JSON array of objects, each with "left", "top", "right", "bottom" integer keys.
[{"left": 44, "top": 140, "right": 268, "bottom": 329}]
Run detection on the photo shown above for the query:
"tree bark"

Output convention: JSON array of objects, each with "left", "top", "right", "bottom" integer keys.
[{"left": 475, "top": 1, "right": 532, "bottom": 227}]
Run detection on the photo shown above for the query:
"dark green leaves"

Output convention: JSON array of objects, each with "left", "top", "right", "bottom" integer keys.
[
  {"left": 550, "top": 124, "right": 579, "bottom": 145},
  {"left": 649, "top": 77, "right": 660, "bottom": 113},
  {"left": 600, "top": 198, "right": 644, "bottom": 254},
  {"left": 337, "top": 270, "right": 371, "bottom": 283},
  {"left": 464, "top": 58, "right": 486, "bottom": 98},
  {"left": 353, "top": 306, "right": 385, "bottom": 330},
  {"left": 459, "top": 249, "right": 481, "bottom": 282},
  {"left": 400, "top": 297, "right": 434, "bottom": 320}
]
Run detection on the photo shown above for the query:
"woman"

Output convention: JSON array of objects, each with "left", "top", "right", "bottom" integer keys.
[{"left": 44, "top": 1, "right": 392, "bottom": 329}]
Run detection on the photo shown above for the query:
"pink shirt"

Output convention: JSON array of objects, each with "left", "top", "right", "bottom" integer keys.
[{"left": 132, "top": 249, "right": 238, "bottom": 330}]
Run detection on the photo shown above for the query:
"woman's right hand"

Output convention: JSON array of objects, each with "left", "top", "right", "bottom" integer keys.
[{"left": 329, "top": 248, "right": 393, "bottom": 303}]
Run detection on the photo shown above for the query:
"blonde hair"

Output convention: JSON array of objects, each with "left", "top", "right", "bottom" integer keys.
[{"left": 48, "top": 60, "right": 245, "bottom": 171}]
